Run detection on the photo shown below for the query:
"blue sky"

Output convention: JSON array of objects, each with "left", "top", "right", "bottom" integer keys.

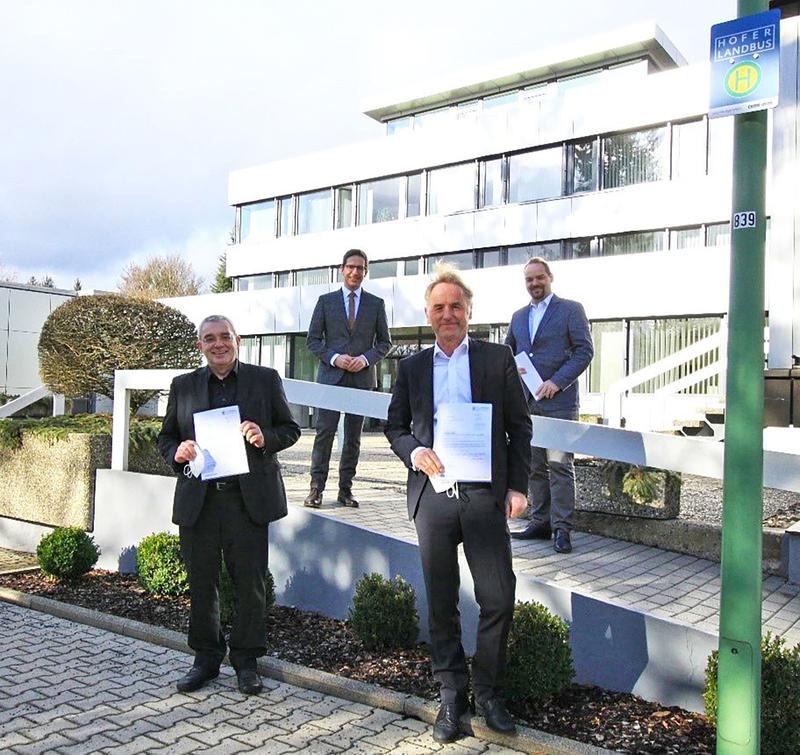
[{"left": 0, "top": 0, "right": 734, "bottom": 291}]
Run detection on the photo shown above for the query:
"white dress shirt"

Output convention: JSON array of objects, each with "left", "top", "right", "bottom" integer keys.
[
  {"left": 330, "top": 286, "right": 367, "bottom": 367},
  {"left": 528, "top": 292, "right": 553, "bottom": 343}
]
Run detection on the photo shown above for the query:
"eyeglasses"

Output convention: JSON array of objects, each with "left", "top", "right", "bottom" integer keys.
[{"left": 343, "top": 264, "right": 366, "bottom": 273}]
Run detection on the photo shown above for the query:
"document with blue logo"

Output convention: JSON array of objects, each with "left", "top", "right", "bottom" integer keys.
[
  {"left": 192, "top": 405, "right": 249, "bottom": 480},
  {"left": 432, "top": 403, "right": 492, "bottom": 488}
]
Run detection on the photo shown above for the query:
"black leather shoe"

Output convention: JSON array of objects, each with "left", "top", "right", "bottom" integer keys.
[
  {"left": 304, "top": 487, "right": 322, "bottom": 508},
  {"left": 432, "top": 699, "right": 467, "bottom": 743},
  {"left": 511, "top": 521, "right": 552, "bottom": 540},
  {"left": 476, "top": 697, "right": 516, "bottom": 734},
  {"left": 176, "top": 664, "right": 219, "bottom": 692},
  {"left": 236, "top": 668, "right": 263, "bottom": 695},
  {"left": 337, "top": 491, "right": 359, "bottom": 508},
  {"left": 553, "top": 529, "right": 573, "bottom": 554}
]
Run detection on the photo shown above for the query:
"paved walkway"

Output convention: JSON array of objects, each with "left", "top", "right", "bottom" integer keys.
[
  {"left": 0, "top": 602, "right": 524, "bottom": 754},
  {"left": 282, "top": 432, "right": 800, "bottom": 646}
]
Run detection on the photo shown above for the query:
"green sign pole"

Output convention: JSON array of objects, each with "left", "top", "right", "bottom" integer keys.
[{"left": 716, "top": 1, "right": 769, "bottom": 752}]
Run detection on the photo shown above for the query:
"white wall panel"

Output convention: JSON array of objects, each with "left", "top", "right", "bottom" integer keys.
[{"left": 8, "top": 289, "right": 53, "bottom": 333}]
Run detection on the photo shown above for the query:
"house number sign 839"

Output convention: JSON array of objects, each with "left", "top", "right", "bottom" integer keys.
[{"left": 733, "top": 211, "right": 757, "bottom": 229}]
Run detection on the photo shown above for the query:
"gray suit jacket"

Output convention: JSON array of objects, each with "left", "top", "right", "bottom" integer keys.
[
  {"left": 306, "top": 289, "right": 392, "bottom": 389},
  {"left": 505, "top": 294, "right": 594, "bottom": 413}
]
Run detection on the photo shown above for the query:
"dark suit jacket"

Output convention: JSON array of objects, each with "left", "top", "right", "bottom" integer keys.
[
  {"left": 306, "top": 289, "right": 391, "bottom": 389},
  {"left": 385, "top": 339, "right": 532, "bottom": 520},
  {"left": 157, "top": 362, "right": 301, "bottom": 527},
  {"left": 505, "top": 294, "right": 594, "bottom": 413}
]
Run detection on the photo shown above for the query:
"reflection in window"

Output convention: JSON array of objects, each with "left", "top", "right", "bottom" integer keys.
[
  {"left": 427, "top": 251, "right": 474, "bottom": 271},
  {"left": 407, "top": 174, "right": 421, "bottom": 218},
  {"left": 428, "top": 163, "right": 476, "bottom": 215},
  {"left": 236, "top": 275, "right": 272, "bottom": 291},
  {"left": 589, "top": 320, "right": 625, "bottom": 392},
  {"left": 483, "top": 91, "right": 518, "bottom": 110},
  {"left": 278, "top": 197, "right": 293, "bottom": 237},
  {"left": 336, "top": 187, "right": 353, "bottom": 229},
  {"left": 565, "top": 239, "right": 593, "bottom": 259},
  {"left": 602, "top": 231, "right": 665, "bottom": 256},
  {"left": 670, "top": 226, "right": 704, "bottom": 249},
  {"left": 508, "top": 242, "right": 561, "bottom": 265},
  {"left": 295, "top": 267, "right": 329, "bottom": 286},
  {"left": 672, "top": 119, "right": 706, "bottom": 179},
  {"left": 403, "top": 258, "right": 420, "bottom": 276},
  {"left": 508, "top": 147, "right": 562, "bottom": 203},
  {"left": 386, "top": 116, "right": 412, "bottom": 135},
  {"left": 571, "top": 138, "right": 598, "bottom": 193},
  {"left": 706, "top": 222, "right": 731, "bottom": 247},
  {"left": 481, "top": 158, "right": 503, "bottom": 207},
  {"left": 297, "top": 190, "right": 332, "bottom": 235},
  {"left": 481, "top": 249, "right": 503, "bottom": 268},
  {"left": 240, "top": 200, "right": 276, "bottom": 241},
  {"left": 368, "top": 261, "right": 397, "bottom": 279},
  {"left": 602, "top": 126, "right": 667, "bottom": 189},
  {"left": 275, "top": 271, "right": 291, "bottom": 287},
  {"left": 358, "top": 177, "right": 403, "bottom": 224}
]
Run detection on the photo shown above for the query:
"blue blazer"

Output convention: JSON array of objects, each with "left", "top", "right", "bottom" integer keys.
[
  {"left": 505, "top": 294, "right": 594, "bottom": 413},
  {"left": 306, "top": 289, "right": 392, "bottom": 389}
]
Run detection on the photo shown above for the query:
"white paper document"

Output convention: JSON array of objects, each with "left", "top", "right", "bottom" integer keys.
[
  {"left": 431, "top": 403, "right": 493, "bottom": 491},
  {"left": 514, "top": 351, "right": 544, "bottom": 401},
  {"left": 192, "top": 405, "right": 250, "bottom": 481}
]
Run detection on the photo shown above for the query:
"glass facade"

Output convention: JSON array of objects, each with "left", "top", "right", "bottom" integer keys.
[
  {"left": 358, "top": 177, "right": 403, "bottom": 224},
  {"left": 297, "top": 190, "right": 332, "bottom": 235},
  {"left": 240, "top": 199, "right": 276, "bottom": 241},
  {"left": 508, "top": 147, "right": 562, "bottom": 203},
  {"left": 481, "top": 158, "right": 503, "bottom": 207},
  {"left": 602, "top": 230, "right": 665, "bottom": 256},
  {"left": 602, "top": 126, "right": 667, "bottom": 189},
  {"left": 428, "top": 163, "right": 476, "bottom": 215}
]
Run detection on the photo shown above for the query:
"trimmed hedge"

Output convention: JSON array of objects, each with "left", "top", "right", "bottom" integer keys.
[
  {"left": 348, "top": 573, "right": 419, "bottom": 650},
  {"left": 37, "top": 526, "right": 99, "bottom": 580}
]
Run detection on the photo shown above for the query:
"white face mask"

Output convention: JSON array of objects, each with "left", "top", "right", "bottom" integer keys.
[{"left": 184, "top": 449, "right": 207, "bottom": 478}]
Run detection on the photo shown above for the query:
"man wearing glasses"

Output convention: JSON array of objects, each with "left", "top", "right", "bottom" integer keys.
[{"left": 304, "top": 249, "right": 392, "bottom": 509}]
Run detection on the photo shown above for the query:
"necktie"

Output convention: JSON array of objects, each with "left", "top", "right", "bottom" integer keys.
[{"left": 348, "top": 291, "right": 356, "bottom": 329}]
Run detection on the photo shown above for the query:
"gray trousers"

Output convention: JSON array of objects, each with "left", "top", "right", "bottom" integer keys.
[
  {"left": 414, "top": 483, "right": 515, "bottom": 704},
  {"left": 528, "top": 403, "right": 579, "bottom": 531}
]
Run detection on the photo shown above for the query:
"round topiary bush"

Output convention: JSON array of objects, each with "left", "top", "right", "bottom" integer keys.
[
  {"left": 136, "top": 532, "right": 188, "bottom": 596},
  {"left": 348, "top": 573, "right": 419, "bottom": 650},
  {"left": 37, "top": 526, "right": 99, "bottom": 580},
  {"left": 505, "top": 601, "right": 574, "bottom": 702},
  {"left": 705, "top": 632, "right": 800, "bottom": 755}
]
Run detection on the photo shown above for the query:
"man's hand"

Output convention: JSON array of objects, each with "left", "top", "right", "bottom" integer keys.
[
  {"left": 505, "top": 490, "right": 527, "bottom": 519},
  {"left": 414, "top": 448, "right": 445, "bottom": 478},
  {"left": 240, "top": 420, "right": 265, "bottom": 449},
  {"left": 334, "top": 354, "right": 354, "bottom": 370},
  {"left": 174, "top": 440, "right": 199, "bottom": 464},
  {"left": 535, "top": 379, "right": 560, "bottom": 400},
  {"left": 345, "top": 355, "right": 368, "bottom": 373}
]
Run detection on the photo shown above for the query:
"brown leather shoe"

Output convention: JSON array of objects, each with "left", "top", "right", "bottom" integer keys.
[
  {"left": 337, "top": 492, "right": 359, "bottom": 508},
  {"left": 304, "top": 487, "right": 322, "bottom": 508}
]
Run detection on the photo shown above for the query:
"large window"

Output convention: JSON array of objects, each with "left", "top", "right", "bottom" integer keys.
[
  {"left": 480, "top": 158, "right": 504, "bottom": 207},
  {"left": 601, "top": 230, "right": 665, "bottom": 256},
  {"left": 706, "top": 222, "right": 731, "bottom": 247},
  {"left": 297, "top": 190, "right": 332, "bottom": 235},
  {"left": 508, "top": 147, "right": 562, "bottom": 203},
  {"left": 240, "top": 199, "right": 276, "bottom": 241},
  {"left": 589, "top": 321, "right": 625, "bottom": 392},
  {"left": 671, "top": 119, "right": 706, "bottom": 179},
  {"left": 335, "top": 186, "right": 353, "bottom": 229},
  {"left": 508, "top": 242, "right": 561, "bottom": 265},
  {"left": 426, "top": 251, "right": 474, "bottom": 271},
  {"left": 602, "top": 126, "right": 668, "bottom": 189},
  {"left": 367, "top": 260, "right": 398, "bottom": 279},
  {"left": 427, "top": 163, "right": 476, "bottom": 215},
  {"left": 295, "top": 267, "right": 330, "bottom": 286},
  {"left": 278, "top": 197, "right": 294, "bottom": 237},
  {"left": 407, "top": 173, "right": 422, "bottom": 218},
  {"left": 570, "top": 138, "right": 598, "bottom": 193},
  {"left": 670, "top": 226, "right": 704, "bottom": 249},
  {"left": 358, "top": 177, "right": 403, "bottom": 224}
]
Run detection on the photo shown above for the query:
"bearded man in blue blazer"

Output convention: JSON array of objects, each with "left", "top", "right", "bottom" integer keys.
[
  {"left": 304, "top": 249, "right": 392, "bottom": 509},
  {"left": 505, "top": 257, "right": 593, "bottom": 554}
]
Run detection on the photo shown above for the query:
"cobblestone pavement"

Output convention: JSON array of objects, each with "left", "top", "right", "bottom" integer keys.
[
  {"left": 281, "top": 432, "right": 800, "bottom": 647},
  {"left": 0, "top": 602, "right": 524, "bottom": 754}
]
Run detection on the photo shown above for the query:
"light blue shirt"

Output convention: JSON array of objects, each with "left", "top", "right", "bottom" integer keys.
[{"left": 528, "top": 293, "right": 553, "bottom": 343}]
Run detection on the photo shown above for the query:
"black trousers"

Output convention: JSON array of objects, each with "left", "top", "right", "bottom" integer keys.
[
  {"left": 179, "top": 486, "right": 269, "bottom": 671},
  {"left": 414, "top": 483, "right": 516, "bottom": 704},
  {"left": 309, "top": 375, "right": 365, "bottom": 494}
]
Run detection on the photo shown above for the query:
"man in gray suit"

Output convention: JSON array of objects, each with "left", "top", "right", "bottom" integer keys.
[
  {"left": 304, "top": 249, "right": 392, "bottom": 509},
  {"left": 505, "top": 258, "right": 593, "bottom": 553}
]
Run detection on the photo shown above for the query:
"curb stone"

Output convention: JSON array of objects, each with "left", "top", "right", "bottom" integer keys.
[{"left": 0, "top": 586, "right": 612, "bottom": 755}]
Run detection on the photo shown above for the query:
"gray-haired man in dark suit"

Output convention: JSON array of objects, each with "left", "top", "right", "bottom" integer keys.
[
  {"left": 505, "top": 257, "right": 593, "bottom": 554},
  {"left": 304, "top": 249, "right": 392, "bottom": 509}
]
